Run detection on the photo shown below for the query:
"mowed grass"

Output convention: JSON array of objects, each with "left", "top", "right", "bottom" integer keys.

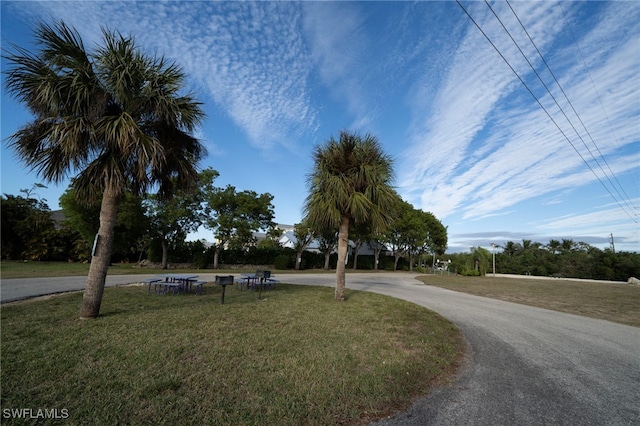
[
  {"left": 0, "top": 261, "right": 334, "bottom": 279},
  {"left": 1, "top": 261, "right": 208, "bottom": 278},
  {"left": 419, "top": 274, "right": 640, "bottom": 327},
  {"left": 1, "top": 283, "right": 462, "bottom": 426}
]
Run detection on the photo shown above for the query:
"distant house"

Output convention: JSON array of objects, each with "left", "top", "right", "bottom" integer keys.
[
  {"left": 278, "top": 229, "right": 388, "bottom": 257},
  {"left": 278, "top": 230, "right": 322, "bottom": 253}
]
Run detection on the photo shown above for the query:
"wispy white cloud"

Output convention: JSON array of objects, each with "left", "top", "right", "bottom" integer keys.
[
  {"left": 399, "top": 1, "right": 640, "bottom": 228},
  {"left": 8, "top": 1, "right": 319, "bottom": 154},
  {"left": 533, "top": 199, "right": 640, "bottom": 251},
  {"left": 302, "top": 2, "right": 375, "bottom": 131}
]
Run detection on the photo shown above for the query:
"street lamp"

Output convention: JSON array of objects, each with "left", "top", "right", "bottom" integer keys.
[{"left": 491, "top": 243, "right": 496, "bottom": 277}]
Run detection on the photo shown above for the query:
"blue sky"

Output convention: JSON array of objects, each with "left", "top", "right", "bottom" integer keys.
[{"left": 1, "top": 1, "right": 638, "bottom": 253}]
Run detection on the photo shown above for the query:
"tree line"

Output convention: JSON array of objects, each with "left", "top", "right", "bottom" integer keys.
[
  {"left": 1, "top": 176, "right": 446, "bottom": 273},
  {"left": 441, "top": 241, "right": 639, "bottom": 282}
]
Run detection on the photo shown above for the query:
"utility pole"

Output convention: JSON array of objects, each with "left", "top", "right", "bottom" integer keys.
[
  {"left": 491, "top": 243, "right": 496, "bottom": 277},
  {"left": 610, "top": 233, "right": 615, "bottom": 254}
]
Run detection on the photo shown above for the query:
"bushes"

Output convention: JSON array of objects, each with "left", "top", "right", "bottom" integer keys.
[{"left": 274, "top": 254, "right": 292, "bottom": 270}]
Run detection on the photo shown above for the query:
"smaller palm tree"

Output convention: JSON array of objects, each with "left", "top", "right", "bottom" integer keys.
[{"left": 304, "top": 131, "right": 397, "bottom": 301}]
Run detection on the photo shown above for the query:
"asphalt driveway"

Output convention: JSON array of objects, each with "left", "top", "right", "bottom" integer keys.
[{"left": 2, "top": 272, "right": 638, "bottom": 425}]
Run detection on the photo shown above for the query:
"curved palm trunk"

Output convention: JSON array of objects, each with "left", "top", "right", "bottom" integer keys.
[
  {"left": 335, "top": 216, "right": 349, "bottom": 301},
  {"left": 80, "top": 188, "right": 120, "bottom": 319}
]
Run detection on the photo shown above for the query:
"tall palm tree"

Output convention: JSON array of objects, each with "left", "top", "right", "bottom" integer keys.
[
  {"left": 304, "top": 131, "right": 397, "bottom": 301},
  {"left": 4, "top": 21, "right": 205, "bottom": 318}
]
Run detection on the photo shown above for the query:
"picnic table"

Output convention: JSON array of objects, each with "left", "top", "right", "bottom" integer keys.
[
  {"left": 238, "top": 270, "right": 278, "bottom": 295},
  {"left": 145, "top": 274, "right": 200, "bottom": 295}
]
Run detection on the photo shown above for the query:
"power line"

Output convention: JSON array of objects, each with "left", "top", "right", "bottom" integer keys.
[
  {"left": 454, "top": 0, "right": 638, "bottom": 223},
  {"left": 503, "top": 0, "right": 638, "bottom": 215},
  {"left": 555, "top": 0, "right": 640, "bottom": 197},
  {"left": 487, "top": 0, "right": 638, "bottom": 218}
]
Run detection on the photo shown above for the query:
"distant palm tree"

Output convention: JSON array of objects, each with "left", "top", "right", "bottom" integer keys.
[
  {"left": 4, "top": 21, "right": 205, "bottom": 318},
  {"left": 304, "top": 131, "right": 397, "bottom": 301},
  {"left": 467, "top": 246, "right": 491, "bottom": 276},
  {"left": 502, "top": 241, "right": 518, "bottom": 257},
  {"left": 561, "top": 238, "right": 576, "bottom": 253},
  {"left": 547, "top": 239, "right": 562, "bottom": 255}
]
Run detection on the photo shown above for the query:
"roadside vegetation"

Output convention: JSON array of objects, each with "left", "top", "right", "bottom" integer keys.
[
  {"left": 444, "top": 241, "right": 639, "bottom": 282},
  {"left": 1, "top": 284, "right": 463, "bottom": 425},
  {"left": 419, "top": 274, "right": 640, "bottom": 327}
]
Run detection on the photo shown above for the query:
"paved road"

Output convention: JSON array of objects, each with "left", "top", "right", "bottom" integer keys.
[{"left": 2, "top": 272, "right": 639, "bottom": 425}]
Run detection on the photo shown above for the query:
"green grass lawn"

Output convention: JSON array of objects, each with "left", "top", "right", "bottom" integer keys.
[
  {"left": 0, "top": 260, "right": 338, "bottom": 279},
  {"left": 1, "top": 283, "right": 462, "bottom": 425},
  {"left": 419, "top": 274, "right": 640, "bottom": 327},
  {"left": 0, "top": 260, "right": 208, "bottom": 278}
]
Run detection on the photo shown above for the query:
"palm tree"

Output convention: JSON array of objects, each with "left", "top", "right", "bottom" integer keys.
[
  {"left": 303, "top": 131, "right": 397, "bottom": 301},
  {"left": 4, "top": 21, "right": 205, "bottom": 318},
  {"left": 547, "top": 239, "right": 561, "bottom": 255},
  {"left": 467, "top": 246, "right": 491, "bottom": 276}
]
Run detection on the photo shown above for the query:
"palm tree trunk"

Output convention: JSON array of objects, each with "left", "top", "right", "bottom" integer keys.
[
  {"left": 161, "top": 239, "right": 169, "bottom": 269},
  {"left": 324, "top": 251, "right": 331, "bottom": 270},
  {"left": 80, "top": 188, "right": 120, "bottom": 319},
  {"left": 295, "top": 250, "right": 303, "bottom": 270},
  {"left": 335, "top": 216, "right": 349, "bottom": 301},
  {"left": 213, "top": 247, "right": 220, "bottom": 269}
]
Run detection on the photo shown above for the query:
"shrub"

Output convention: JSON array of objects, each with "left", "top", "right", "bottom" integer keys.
[{"left": 274, "top": 254, "right": 291, "bottom": 270}]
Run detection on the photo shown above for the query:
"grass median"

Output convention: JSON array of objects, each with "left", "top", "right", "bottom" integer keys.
[
  {"left": 1, "top": 282, "right": 463, "bottom": 425},
  {"left": 418, "top": 274, "right": 640, "bottom": 327}
]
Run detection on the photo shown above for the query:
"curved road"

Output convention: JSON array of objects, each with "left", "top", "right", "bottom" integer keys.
[{"left": 2, "top": 272, "right": 639, "bottom": 425}]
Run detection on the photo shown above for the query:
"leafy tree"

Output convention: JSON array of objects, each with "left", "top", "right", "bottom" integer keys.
[
  {"left": 59, "top": 187, "right": 148, "bottom": 262},
  {"left": 304, "top": 131, "right": 397, "bottom": 300},
  {"left": 200, "top": 168, "right": 275, "bottom": 268},
  {"left": 4, "top": 21, "right": 205, "bottom": 318},
  {"left": 314, "top": 225, "right": 338, "bottom": 270},
  {"left": 144, "top": 178, "right": 204, "bottom": 269},
  {"left": 293, "top": 221, "right": 315, "bottom": 270},
  {"left": 349, "top": 222, "right": 372, "bottom": 270},
  {"left": 375, "top": 200, "right": 443, "bottom": 273},
  {"left": 422, "top": 211, "right": 448, "bottom": 256},
  {"left": 1, "top": 190, "right": 55, "bottom": 260},
  {"left": 379, "top": 199, "right": 414, "bottom": 271},
  {"left": 258, "top": 225, "right": 284, "bottom": 249},
  {"left": 369, "top": 234, "right": 387, "bottom": 271},
  {"left": 404, "top": 209, "right": 447, "bottom": 272}
]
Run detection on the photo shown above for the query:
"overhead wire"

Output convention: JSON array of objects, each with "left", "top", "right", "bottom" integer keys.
[
  {"left": 491, "top": 0, "right": 639, "bottom": 218},
  {"left": 504, "top": 0, "right": 638, "bottom": 216},
  {"left": 454, "top": 0, "right": 638, "bottom": 223},
  {"left": 555, "top": 0, "right": 640, "bottom": 198}
]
